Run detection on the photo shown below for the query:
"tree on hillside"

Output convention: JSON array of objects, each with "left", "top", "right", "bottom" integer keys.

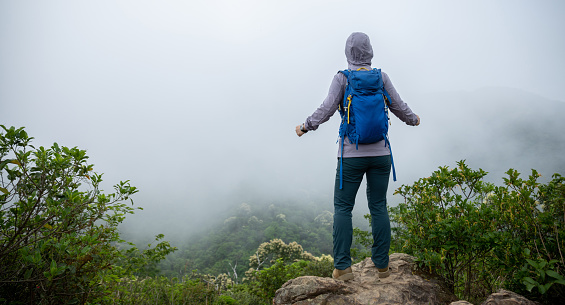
[
  {"left": 0, "top": 126, "right": 175, "bottom": 304},
  {"left": 242, "top": 239, "right": 333, "bottom": 303},
  {"left": 248, "top": 238, "right": 315, "bottom": 271}
]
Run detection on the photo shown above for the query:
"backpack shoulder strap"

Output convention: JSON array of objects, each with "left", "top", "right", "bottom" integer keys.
[
  {"left": 374, "top": 69, "right": 392, "bottom": 105},
  {"left": 337, "top": 68, "right": 350, "bottom": 189},
  {"left": 337, "top": 70, "right": 352, "bottom": 112}
]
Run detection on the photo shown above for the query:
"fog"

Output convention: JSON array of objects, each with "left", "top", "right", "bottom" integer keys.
[{"left": 1, "top": 0, "right": 565, "bottom": 242}]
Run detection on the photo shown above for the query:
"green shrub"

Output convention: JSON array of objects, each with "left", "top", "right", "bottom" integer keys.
[
  {"left": 107, "top": 275, "right": 219, "bottom": 304},
  {"left": 244, "top": 254, "right": 333, "bottom": 304},
  {"left": 0, "top": 126, "right": 175, "bottom": 304},
  {"left": 389, "top": 160, "right": 565, "bottom": 304},
  {"left": 301, "top": 255, "right": 333, "bottom": 278},
  {"left": 490, "top": 168, "right": 565, "bottom": 303},
  {"left": 216, "top": 295, "right": 237, "bottom": 305},
  {"left": 0, "top": 126, "right": 138, "bottom": 303},
  {"left": 224, "top": 287, "right": 266, "bottom": 305},
  {"left": 245, "top": 258, "right": 302, "bottom": 302}
]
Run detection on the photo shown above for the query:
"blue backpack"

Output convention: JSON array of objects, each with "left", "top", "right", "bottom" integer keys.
[{"left": 337, "top": 68, "right": 396, "bottom": 189}]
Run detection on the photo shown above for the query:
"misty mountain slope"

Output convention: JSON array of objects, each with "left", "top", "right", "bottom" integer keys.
[
  {"left": 157, "top": 201, "right": 335, "bottom": 278},
  {"left": 409, "top": 87, "right": 565, "bottom": 183}
]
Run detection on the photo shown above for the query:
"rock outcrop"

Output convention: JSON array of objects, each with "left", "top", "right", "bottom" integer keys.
[
  {"left": 273, "top": 253, "right": 457, "bottom": 305},
  {"left": 481, "top": 289, "right": 538, "bottom": 305},
  {"left": 273, "top": 253, "right": 536, "bottom": 305}
]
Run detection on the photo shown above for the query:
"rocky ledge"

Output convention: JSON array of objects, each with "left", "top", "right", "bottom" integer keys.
[{"left": 273, "top": 253, "right": 537, "bottom": 305}]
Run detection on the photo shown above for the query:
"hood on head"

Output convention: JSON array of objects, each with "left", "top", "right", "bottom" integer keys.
[{"left": 345, "top": 32, "right": 373, "bottom": 67}]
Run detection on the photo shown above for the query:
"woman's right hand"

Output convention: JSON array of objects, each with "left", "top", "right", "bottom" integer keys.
[{"left": 295, "top": 124, "right": 306, "bottom": 137}]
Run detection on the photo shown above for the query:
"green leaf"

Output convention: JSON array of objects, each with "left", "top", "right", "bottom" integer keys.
[
  {"left": 524, "top": 281, "right": 535, "bottom": 292},
  {"left": 538, "top": 283, "right": 547, "bottom": 294},
  {"left": 546, "top": 270, "right": 563, "bottom": 280},
  {"left": 50, "top": 259, "right": 57, "bottom": 274},
  {"left": 523, "top": 276, "right": 537, "bottom": 285},
  {"left": 0, "top": 187, "right": 8, "bottom": 195},
  {"left": 543, "top": 282, "right": 554, "bottom": 293},
  {"left": 526, "top": 259, "right": 539, "bottom": 269},
  {"left": 539, "top": 260, "right": 548, "bottom": 269},
  {"left": 0, "top": 159, "right": 10, "bottom": 170},
  {"left": 81, "top": 246, "right": 91, "bottom": 254}
]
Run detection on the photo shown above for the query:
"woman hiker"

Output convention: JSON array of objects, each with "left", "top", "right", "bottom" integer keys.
[{"left": 295, "top": 32, "right": 420, "bottom": 281}]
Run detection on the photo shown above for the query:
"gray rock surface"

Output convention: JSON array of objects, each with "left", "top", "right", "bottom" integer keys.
[
  {"left": 273, "top": 253, "right": 458, "bottom": 305},
  {"left": 480, "top": 289, "right": 539, "bottom": 305}
]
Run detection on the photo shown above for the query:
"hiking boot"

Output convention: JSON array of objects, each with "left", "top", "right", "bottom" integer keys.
[
  {"left": 377, "top": 266, "right": 391, "bottom": 278},
  {"left": 332, "top": 267, "right": 354, "bottom": 281}
]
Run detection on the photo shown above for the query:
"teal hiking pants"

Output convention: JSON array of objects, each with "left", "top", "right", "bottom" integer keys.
[{"left": 333, "top": 156, "right": 391, "bottom": 270}]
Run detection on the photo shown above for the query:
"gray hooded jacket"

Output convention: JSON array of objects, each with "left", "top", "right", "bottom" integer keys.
[{"left": 304, "top": 32, "right": 419, "bottom": 158}]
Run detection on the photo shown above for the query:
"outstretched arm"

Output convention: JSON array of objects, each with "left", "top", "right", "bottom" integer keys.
[
  {"left": 382, "top": 72, "right": 420, "bottom": 126},
  {"left": 295, "top": 73, "right": 346, "bottom": 136}
]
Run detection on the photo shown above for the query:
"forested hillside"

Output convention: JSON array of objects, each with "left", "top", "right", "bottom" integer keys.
[{"left": 157, "top": 201, "right": 340, "bottom": 279}]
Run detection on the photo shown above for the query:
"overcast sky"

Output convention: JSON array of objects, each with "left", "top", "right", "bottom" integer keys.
[{"left": 1, "top": 0, "right": 564, "bottom": 240}]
